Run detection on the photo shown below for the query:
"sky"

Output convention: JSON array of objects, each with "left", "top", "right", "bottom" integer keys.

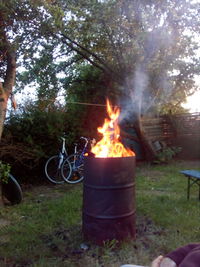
[
  {"left": 14, "top": 84, "right": 200, "bottom": 113},
  {"left": 182, "top": 90, "right": 200, "bottom": 112},
  {"left": 181, "top": 75, "right": 200, "bottom": 112}
]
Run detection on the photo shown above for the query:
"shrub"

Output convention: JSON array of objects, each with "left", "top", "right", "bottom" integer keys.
[
  {"left": 154, "top": 146, "right": 182, "bottom": 164},
  {"left": 0, "top": 161, "right": 10, "bottom": 184},
  {"left": 0, "top": 102, "right": 78, "bottom": 183}
]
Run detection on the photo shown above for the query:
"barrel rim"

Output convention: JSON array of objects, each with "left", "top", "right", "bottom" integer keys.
[{"left": 85, "top": 156, "right": 135, "bottom": 160}]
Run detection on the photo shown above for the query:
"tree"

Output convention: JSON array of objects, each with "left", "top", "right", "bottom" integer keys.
[
  {"left": 6, "top": 0, "right": 200, "bottom": 159},
  {"left": 0, "top": 0, "right": 57, "bottom": 140},
  {"left": 0, "top": 1, "right": 16, "bottom": 139},
  {"left": 31, "top": 0, "right": 200, "bottom": 159},
  {"left": 65, "top": 64, "right": 116, "bottom": 137},
  {"left": 40, "top": 0, "right": 199, "bottom": 101}
]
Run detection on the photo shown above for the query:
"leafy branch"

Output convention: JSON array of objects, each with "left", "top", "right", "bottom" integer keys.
[{"left": 0, "top": 160, "right": 10, "bottom": 184}]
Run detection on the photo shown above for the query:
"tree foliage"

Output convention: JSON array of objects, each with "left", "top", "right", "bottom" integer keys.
[
  {"left": 17, "top": 0, "right": 200, "bottom": 114},
  {"left": 65, "top": 64, "right": 117, "bottom": 138},
  {"left": 0, "top": 0, "right": 58, "bottom": 139},
  {"left": 15, "top": 0, "right": 200, "bottom": 160},
  {"left": 1, "top": 0, "right": 200, "bottom": 164},
  {"left": 1, "top": 101, "right": 73, "bottom": 182}
]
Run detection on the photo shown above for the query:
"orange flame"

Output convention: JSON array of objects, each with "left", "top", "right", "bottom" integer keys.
[{"left": 91, "top": 99, "right": 135, "bottom": 158}]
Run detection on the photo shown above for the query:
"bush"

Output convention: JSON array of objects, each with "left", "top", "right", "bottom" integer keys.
[
  {"left": 0, "top": 161, "right": 11, "bottom": 184},
  {"left": 0, "top": 102, "right": 80, "bottom": 183},
  {"left": 154, "top": 146, "right": 182, "bottom": 164}
]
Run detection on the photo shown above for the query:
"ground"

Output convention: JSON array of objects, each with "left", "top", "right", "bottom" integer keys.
[{"left": 0, "top": 160, "right": 200, "bottom": 266}]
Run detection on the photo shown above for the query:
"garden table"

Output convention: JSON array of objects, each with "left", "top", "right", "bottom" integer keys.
[{"left": 180, "top": 170, "right": 200, "bottom": 200}]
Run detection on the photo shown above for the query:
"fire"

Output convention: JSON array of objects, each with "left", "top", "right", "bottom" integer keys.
[{"left": 91, "top": 99, "right": 135, "bottom": 158}]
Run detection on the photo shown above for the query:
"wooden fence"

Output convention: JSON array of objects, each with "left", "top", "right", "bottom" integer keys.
[{"left": 141, "top": 113, "right": 200, "bottom": 159}]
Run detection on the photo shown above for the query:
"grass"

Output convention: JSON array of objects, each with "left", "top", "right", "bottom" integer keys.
[{"left": 0, "top": 160, "right": 200, "bottom": 266}]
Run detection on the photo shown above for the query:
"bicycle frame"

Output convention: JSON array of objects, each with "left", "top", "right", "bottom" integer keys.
[
  {"left": 58, "top": 137, "right": 68, "bottom": 169},
  {"left": 71, "top": 137, "right": 89, "bottom": 170},
  {"left": 45, "top": 134, "right": 71, "bottom": 184}
]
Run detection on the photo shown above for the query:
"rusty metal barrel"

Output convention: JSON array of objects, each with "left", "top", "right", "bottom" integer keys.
[{"left": 82, "top": 156, "right": 136, "bottom": 245}]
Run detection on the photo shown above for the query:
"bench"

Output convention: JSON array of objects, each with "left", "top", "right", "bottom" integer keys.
[{"left": 180, "top": 170, "right": 200, "bottom": 200}]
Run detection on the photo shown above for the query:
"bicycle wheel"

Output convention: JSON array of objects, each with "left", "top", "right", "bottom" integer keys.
[
  {"left": 45, "top": 155, "right": 67, "bottom": 184},
  {"left": 61, "top": 157, "right": 74, "bottom": 182},
  {"left": 62, "top": 153, "right": 84, "bottom": 184}
]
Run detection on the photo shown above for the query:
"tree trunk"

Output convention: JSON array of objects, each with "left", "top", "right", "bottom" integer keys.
[
  {"left": 133, "top": 114, "right": 156, "bottom": 161},
  {"left": 0, "top": 83, "right": 8, "bottom": 140},
  {"left": 123, "top": 77, "right": 156, "bottom": 162},
  {"left": 0, "top": 50, "right": 16, "bottom": 141}
]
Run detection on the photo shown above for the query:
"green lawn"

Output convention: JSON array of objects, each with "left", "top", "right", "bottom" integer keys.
[{"left": 0, "top": 160, "right": 200, "bottom": 267}]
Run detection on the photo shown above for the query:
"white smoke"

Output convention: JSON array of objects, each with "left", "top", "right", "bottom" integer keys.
[{"left": 120, "top": 25, "right": 177, "bottom": 121}]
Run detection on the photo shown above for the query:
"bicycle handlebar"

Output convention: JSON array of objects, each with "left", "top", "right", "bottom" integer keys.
[
  {"left": 80, "top": 136, "right": 95, "bottom": 147},
  {"left": 60, "top": 136, "right": 95, "bottom": 147},
  {"left": 80, "top": 136, "right": 89, "bottom": 142}
]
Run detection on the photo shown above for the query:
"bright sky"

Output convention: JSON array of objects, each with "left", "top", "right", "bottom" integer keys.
[
  {"left": 182, "top": 89, "right": 200, "bottom": 112},
  {"left": 181, "top": 74, "right": 200, "bottom": 112},
  {"left": 15, "top": 86, "right": 200, "bottom": 114}
]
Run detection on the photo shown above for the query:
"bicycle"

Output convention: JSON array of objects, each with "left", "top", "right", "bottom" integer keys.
[
  {"left": 61, "top": 137, "right": 91, "bottom": 184},
  {"left": 45, "top": 135, "right": 72, "bottom": 184}
]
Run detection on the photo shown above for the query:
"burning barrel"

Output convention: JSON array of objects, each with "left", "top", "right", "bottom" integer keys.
[
  {"left": 82, "top": 99, "right": 136, "bottom": 245},
  {"left": 82, "top": 155, "right": 136, "bottom": 245}
]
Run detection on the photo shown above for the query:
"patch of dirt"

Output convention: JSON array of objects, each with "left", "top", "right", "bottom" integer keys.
[
  {"left": 0, "top": 218, "right": 10, "bottom": 228},
  {"left": 138, "top": 169, "right": 165, "bottom": 180},
  {"left": 0, "top": 218, "right": 11, "bottom": 246},
  {"left": 0, "top": 198, "right": 3, "bottom": 207},
  {"left": 36, "top": 215, "right": 165, "bottom": 267},
  {"left": 21, "top": 183, "right": 78, "bottom": 203},
  {"left": 136, "top": 215, "right": 165, "bottom": 238},
  {"left": 175, "top": 160, "right": 200, "bottom": 169}
]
